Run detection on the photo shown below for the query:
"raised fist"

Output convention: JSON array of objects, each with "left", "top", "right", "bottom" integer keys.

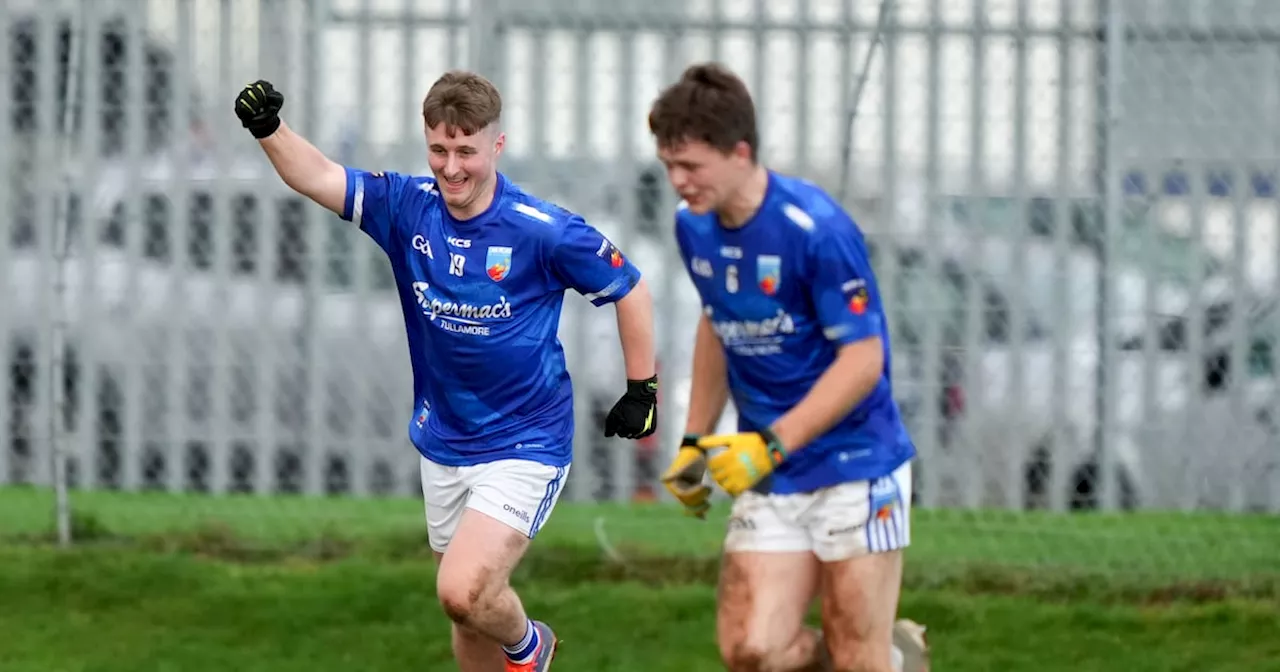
[{"left": 234, "top": 79, "right": 284, "bottom": 139}]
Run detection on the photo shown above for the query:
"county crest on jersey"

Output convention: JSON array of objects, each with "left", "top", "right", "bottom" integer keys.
[{"left": 486, "top": 245, "right": 513, "bottom": 282}]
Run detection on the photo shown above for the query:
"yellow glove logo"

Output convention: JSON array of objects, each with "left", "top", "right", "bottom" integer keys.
[{"left": 697, "top": 431, "right": 787, "bottom": 497}]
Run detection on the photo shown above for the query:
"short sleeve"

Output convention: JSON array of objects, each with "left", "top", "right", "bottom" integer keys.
[
  {"left": 808, "top": 224, "right": 883, "bottom": 346},
  {"left": 340, "top": 167, "right": 413, "bottom": 253},
  {"left": 549, "top": 216, "right": 642, "bottom": 307}
]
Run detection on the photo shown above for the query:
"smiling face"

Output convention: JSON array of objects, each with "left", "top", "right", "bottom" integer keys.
[
  {"left": 421, "top": 70, "right": 505, "bottom": 219},
  {"left": 425, "top": 121, "right": 504, "bottom": 218}
]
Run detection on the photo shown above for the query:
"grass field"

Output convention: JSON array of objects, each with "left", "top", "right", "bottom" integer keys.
[{"left": 3, "top": 485, "right": 1280, "bottom": 671}]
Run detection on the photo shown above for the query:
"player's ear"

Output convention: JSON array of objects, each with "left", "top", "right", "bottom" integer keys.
[
  {"left": 492, "top": 128, "right": 505, "bottom": 156},
  {"left": 732, "top": 140, "right": 753, "bottom": 164}
]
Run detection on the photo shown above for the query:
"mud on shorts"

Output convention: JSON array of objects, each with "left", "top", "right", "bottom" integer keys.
[{"left": 724, "top": 461, "right": 912, "bottom": 562}]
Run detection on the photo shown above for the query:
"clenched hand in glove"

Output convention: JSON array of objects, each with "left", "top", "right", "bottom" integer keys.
[
  {"left": 697, "top": 427, "right": 789, "bottom": 497},
  {"left": 234, "top": 79, "right": 285, "bottom": 139},
  {"left": 604, "top": 376, "right": 659, "bottom": 439},
  {"left": 660, "top": 435, "right": 713, "bottom": 519}
]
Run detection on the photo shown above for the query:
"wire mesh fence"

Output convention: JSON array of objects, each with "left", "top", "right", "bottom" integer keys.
[{"left": 2, "top": 0, "right": 1278, "bottom": 585}]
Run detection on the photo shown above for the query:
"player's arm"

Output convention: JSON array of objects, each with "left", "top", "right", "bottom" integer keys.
[
  {"left": 700, "top": 222, "right": 884, "bottom": 496},
  {"left": 771, "top": 225, "right": 884, "bottom": 452},
  {"left": 684, "top": 311, "right": 730, "bottom": 436},
  {"left": 613, "top": 276, "right": 658, "bottom": 381},
  {"left": 235, "top": 80, "right": 407, "bottom": 252},
  {"left": 548, "top": 218, "right": 657, "bottom": 439},
  {"left": 234, "top": 80, "right": 346, "bottom": 216},
  {"left": 771, "top": 336, "right": 882, "bottom": 452},
  {"left": 258, "top": 122, "right": 347, "bottom": 216},
  {"left": 660, "top": 229, "right": 727, "bottom": 517}
]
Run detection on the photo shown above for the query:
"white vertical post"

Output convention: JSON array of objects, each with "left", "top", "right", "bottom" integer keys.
[
  {"left": 51, "top": 0, "right": 87, "bottom": 546},
  {"left": 1006, "top": 0, "right": 1030, "bottom": 509},
  {"left": 207, "top": 0, "right": 237, "bottom": 495},
  {"left": 916, "top": 0, "right": 943, "bottom": 509},
  {"left": 959, "top": 0, "right": 988, "bottom": 509},
  {"left": 1047, "top": 0, "right": 1075, "bottom": 513},
  {"left": 0, "top": 0, "right": 13, "bottom": 487},
  {"left": 1097, "top": 0, "right": 1126, "bottom": 511},
  {"left": 162, "top": 0, "right": 195, "bottom": 493}
]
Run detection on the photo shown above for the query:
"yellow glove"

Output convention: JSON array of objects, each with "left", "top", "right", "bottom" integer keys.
[
  {"left": 660, "top": 435, "right": 713, "bottom": 519},
  {"left": 698, "top": 428, "right": 789, "bottom": 497}
]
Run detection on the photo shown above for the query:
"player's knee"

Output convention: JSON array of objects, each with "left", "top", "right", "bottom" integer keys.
[
  {"left": 436, "top": 566, "right": 496, "bottom": 626},
  {"left": 437, "top": 582, "right": 481, "bottom": 625}
]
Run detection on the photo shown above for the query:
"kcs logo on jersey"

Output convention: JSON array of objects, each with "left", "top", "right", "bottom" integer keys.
[{"left": 595, "top": 237, "right": 625, "bottom": 269}]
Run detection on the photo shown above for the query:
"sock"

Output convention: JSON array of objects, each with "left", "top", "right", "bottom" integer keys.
[
  {"left": 503, "top": 619, "right": 540, "bottom": 664},
  {"left": 891, "top": 643, "right": 904, "bottom": 672}
]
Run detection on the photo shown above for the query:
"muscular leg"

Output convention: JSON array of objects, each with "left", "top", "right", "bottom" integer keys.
[
  {"left": 818, "top": 548, "right": 903, "bottom": 672},
  {"left": 433, "top": 550, "right": 505, "bottom": 672},
  {"left": 435, "top": 509, "right": 536, "bottom": 671},
  {"left": 803, "top": 460, "right": 915, "bottom": 672},
  {"left": 716, "top": 550, "right": 828, "bottom": 672},
  {"left": 449, "top": 623, "right": 506, "bottom": 672}
]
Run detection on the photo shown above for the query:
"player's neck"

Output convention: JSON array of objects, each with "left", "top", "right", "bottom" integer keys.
[{"left": 717, "top": 165, "right": 769, "bottom": 229}]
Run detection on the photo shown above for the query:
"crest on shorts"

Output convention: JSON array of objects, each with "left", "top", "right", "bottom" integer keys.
[
  {"left": 757, "top": 255, "right": 781, "bottom": 296},
  {"left": 870, "top": 477, "right": 899, "bottom": 521},
  {"left": 486, "top": 246, "right": 512, "bottom": 282}
]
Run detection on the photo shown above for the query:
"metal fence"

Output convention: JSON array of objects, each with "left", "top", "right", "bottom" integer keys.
[{"left": 3, "top": 0, "right": 1279, "bottom": 524}]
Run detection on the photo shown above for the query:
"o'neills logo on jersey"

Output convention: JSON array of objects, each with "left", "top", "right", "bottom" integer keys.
[
  {"left": 412, "top": 282, "right": 512, "bottom": 336},
  {"left": 711, "top": 309, "right": 797, "bottom": 356}
]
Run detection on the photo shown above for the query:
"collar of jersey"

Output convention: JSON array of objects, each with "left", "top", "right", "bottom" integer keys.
[
  {"left": 714, "top": 169, "right": 778, "bottom": 234},
  {"left": 444, "top": 172, "right": 509, "bottom": 233}
]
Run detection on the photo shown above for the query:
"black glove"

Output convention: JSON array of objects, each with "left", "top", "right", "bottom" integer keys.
[
  {"left": 604, "top": 376, "right": 658, "bottom": 439},
  {"left": 234, "top": 79, "right": 285, "bottom": 139}
]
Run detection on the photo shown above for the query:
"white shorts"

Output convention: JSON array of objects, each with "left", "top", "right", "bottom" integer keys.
[
  {"left": 724, "top": 461, "right": 912, "bottom": 562},
  {"left": 419, "top": 457, "right": 570, "bottom": 553}
]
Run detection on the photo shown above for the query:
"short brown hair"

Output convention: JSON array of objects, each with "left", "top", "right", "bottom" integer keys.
[
  {"left": 647, "top": 62, "right": 759, "bottom": 161},
  {"left": 422, "top": 70, "right": 502, "bottom": 135}
]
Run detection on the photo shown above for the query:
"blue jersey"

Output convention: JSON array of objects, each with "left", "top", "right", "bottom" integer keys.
[
  {"left": 342, "top": 169, "right": 642, "bottom": 468},
  {"left": 674, "top": 171, "right": 915, "bottom": 495}
]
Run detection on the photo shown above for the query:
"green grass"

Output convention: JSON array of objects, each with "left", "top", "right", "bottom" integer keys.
[
  {"left": 5, "top": 485, "right": 1279, "bottom": 598},
  {"left": 3, "top": 486, "right": 1280, "bottom": 671}
]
